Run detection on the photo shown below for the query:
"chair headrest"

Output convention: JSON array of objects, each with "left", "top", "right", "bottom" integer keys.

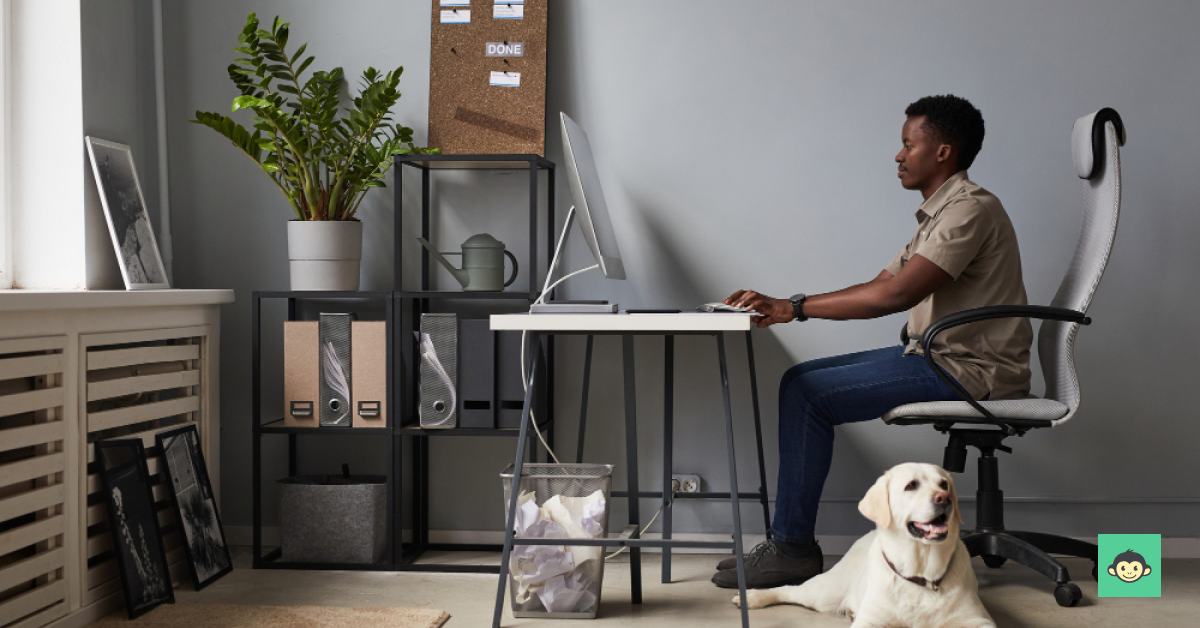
[{"left": 1072, "top": 108, "right": 1126, "bottom": 180}]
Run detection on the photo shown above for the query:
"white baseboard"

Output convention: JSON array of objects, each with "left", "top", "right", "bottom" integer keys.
[{"left": 225, "top": 527, "right": 1200, "bottom": 558}]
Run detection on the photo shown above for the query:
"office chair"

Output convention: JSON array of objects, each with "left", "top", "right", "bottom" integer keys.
[{"left": 882, "top": 108, "right": 1125, "bottom": 607}]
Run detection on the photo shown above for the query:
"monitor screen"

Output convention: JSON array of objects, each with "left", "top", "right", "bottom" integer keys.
[{"left": 560, "top": 112, "right": 626, "bottom": 280}]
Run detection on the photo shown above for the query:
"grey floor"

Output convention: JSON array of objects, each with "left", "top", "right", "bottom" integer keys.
[{"left": 172, "top": 548, "right": 1200, "bottom": 627}]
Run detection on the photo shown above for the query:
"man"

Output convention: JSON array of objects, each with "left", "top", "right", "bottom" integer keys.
[{"left": 712, "top": 94, "right": 1033, "bottom": 589}]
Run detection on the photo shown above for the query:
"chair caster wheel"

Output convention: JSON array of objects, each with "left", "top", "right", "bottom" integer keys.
[
  {"left": 1092, "top": 564, "right": 1098, "bottom": 582},
  {"left": 982, "top": 555, "right": 1007, "bottom": 569},
  {"left": 1055, "top": 582, "right": 1081, "bottom": 607}
]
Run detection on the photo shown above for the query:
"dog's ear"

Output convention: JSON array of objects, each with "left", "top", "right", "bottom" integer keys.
[
  {"left": 948, "top": 476, "right": 964, "bottom": 525},
  {"left": 858, "top": 472, "right": 892, "bottom": 529}
]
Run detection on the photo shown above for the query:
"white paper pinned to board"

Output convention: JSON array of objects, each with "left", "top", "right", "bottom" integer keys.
[
  {"left": 493, "top": 4, "right": 524, "bottom": 19},
  {"left": 440, "top": 9, "right": 470, "bottom": 24},
  {"left": 490, "top": 71, "right": 521, "bottom": 87}
]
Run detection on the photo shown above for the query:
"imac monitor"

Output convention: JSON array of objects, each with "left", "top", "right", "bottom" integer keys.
[{"left": 560, "top": 112, "right": 626, "bottom": 280}]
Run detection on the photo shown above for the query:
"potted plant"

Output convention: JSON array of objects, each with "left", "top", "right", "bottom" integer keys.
[{"left": 192, "top": 13, "right": 438, "bottom": 291}]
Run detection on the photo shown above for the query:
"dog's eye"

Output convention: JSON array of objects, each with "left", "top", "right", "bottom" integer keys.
[
  {"left": 939, "top": 480, "right": 948, "bottom": 490},
  {"left": 905, "top": 480, "right": 919, "bottom": 491}
]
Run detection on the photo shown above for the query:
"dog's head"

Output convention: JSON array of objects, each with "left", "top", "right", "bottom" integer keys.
[{"left": 858, "top": 463, "right": 963, "bottom": 544}]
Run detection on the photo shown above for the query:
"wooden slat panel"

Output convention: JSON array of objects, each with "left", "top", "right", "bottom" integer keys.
[
  {"left": 0, "top": 388, "right": 63, "bottom": 419},
  {"left": 87, "top": 345, "right": 199, "bottom": 371},
  {"left": 0, "top": 354, "right": 63, "bottom": 382},
  {"left": 0, "top": 337, "right": 66, "bottom": 355},
  {"left": 0, "top": 484, "right": 63, "bottom": 522},
  {"left": 88, "top": 369, "right": 200, "bottom": 402},
  {"left": 0, "top": 547, "right": 64, "bottom": 593},
  {"left": 83, "top": 575, "right": 119, "bottom": 606},
  {"left": 0, "top": 453, "right": 64, "bottom": 488},
  {"left": 87, "top": 395, "right": 199, "bottom": 433},
  {"left": 86, "top": 532, "right": 112, "bottom": 559},
  {"left": 85, "top": 558, "right": 119, "bottom": 589},
  {"left": 3, "top": 600, "right": 66, "bottom": 628},
  {"left": 82, "top": 326, "right": 207, "bottom": 350},
  {"left": 0, "top": 580, "right": 66, "bottom": 627},
  {"left": 0, "top": 516, "right": 63, "bottom": 558},
  {"left": 0, "top": 421, "right": 64, "bottom": 454}
]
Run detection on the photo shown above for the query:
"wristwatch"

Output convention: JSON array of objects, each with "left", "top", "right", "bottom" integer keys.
[{"left": 789, "top": 293, "right": 809, "bottom": 322}]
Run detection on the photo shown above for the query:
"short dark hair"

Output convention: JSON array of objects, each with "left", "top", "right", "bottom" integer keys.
[{"left": 905, "top": 95, "right": 985, "bottom": 171}]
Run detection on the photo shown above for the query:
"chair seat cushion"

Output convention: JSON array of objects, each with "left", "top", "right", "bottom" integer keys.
[{"left": 882, "top": 397, "right": 1069, "bottom": 423}]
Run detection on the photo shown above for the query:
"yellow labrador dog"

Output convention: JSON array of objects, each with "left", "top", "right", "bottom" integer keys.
[{"left": 736, "top": 463, "right": 995, "bottom": 628}]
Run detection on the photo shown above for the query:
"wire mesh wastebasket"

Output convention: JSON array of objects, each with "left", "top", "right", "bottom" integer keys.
[{"left": 501, "top": 463, "right": 613, "bottom": 619}]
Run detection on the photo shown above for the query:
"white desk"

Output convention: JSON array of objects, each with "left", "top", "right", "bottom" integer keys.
[
  {"left": 490, "top": 311, "right": 754, "bottom": 332},
  {"left": 489, "top": 312, "right": 765, "bottom": 627}
]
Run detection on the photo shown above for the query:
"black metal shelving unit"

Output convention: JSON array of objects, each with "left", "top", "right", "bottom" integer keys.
[
  {"left": 251, "top": 290, "right": 397, "bottom": 570},
  {"left": 394, "top": 153, "right": 556, "bottom": 573},
  {"left": 249, "top": 155, "right": 556, "bottom": 574}
]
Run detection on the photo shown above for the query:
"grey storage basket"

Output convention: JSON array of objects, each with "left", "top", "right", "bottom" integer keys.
[
  {"left": 501, "top": 463, "right": 613, "bottom": 619},
  {"left": 278, "top": 474, "right": 386, "bottom": 564}
]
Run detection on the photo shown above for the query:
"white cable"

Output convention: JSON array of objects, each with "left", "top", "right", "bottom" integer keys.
[
  {"left": 518, "top": 205, "right": 596, "bottom": 465},
  {"left": 519, "top": 264, "right": 597, "bottom": 464}
]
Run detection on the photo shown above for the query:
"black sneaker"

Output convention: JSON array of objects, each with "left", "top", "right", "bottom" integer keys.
[
  {"left": 710, "top": 539, "right": 823, "bottom": 589},
  {"left": 715, "top": 538, "right": 818, "bottom": 570}
]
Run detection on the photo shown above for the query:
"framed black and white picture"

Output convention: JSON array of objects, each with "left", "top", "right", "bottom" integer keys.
[
  {"left": 84, "top": 137, "right": 170, "bottom": 290},
  {"left": 156, "top": 424, "right": 232, "bottom": 589},
  {"left": 96, "top": 439, "right": 174, "bottom": 619}
]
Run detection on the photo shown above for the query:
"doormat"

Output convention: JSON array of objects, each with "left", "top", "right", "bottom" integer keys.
[{"left": 89, "top": 603, "right": 450, "bottom": 628}]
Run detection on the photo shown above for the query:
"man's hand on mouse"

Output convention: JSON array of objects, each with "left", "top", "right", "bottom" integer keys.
[{"left": 725, "top": 290, "right": 795, "bottom": 328}]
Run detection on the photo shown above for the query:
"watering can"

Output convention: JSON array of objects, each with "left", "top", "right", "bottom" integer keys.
[{"left": 416, "top": 234, "right": 519, "bottom": 292}]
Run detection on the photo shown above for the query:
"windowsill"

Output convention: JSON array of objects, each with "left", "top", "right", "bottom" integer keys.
[{"left": 0, "top": 289, "right": 235, "bottom": 311}]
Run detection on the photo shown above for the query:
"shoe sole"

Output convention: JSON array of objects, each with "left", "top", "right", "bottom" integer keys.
[{"left": 711, "top": 573, "right": 818, "bottom": 590}]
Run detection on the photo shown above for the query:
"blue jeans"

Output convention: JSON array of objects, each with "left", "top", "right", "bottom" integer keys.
[{"left": 770, "top": 345, "right": 969, "bottom": 545}]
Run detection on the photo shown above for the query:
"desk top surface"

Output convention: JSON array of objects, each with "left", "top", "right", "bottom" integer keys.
[{"left": 490, "top": 312, "right": 755, "bottom": 332}]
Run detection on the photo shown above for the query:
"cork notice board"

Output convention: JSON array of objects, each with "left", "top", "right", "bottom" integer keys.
[{"left": 428, "top": 0, "right": 549, "bottom": 155}]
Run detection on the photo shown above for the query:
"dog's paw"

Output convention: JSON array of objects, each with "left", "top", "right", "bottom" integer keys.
[{"left": 732, "top": 590, "right": 774, "bottom": 609}]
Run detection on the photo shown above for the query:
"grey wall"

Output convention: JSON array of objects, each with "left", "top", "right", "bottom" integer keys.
[
  {"left": 82, "top": 0, "right": 160, "bottom": 234},
  {"left": 81, "top": 0, "right": 161, "bottom": 289},
  {"left": 165, "top": 1, "right": 1200, "bottom": 539}
]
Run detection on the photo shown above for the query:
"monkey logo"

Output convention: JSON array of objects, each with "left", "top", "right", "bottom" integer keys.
[{"left": 1107, "top": 549, "right": 1152, "bottom": 583}]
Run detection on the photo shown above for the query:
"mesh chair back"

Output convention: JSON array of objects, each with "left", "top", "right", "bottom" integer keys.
[{"left": 1039, "top": 109, "right": 1125, "bottom": 423}]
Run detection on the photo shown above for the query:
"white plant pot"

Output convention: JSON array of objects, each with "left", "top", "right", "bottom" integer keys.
[{"left": 287, "top": 220, "right": 363, "bottom": 291}]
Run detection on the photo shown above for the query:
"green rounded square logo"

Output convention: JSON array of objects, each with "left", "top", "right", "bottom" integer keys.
[{"left": 1098, "top": 534, "right": 1161, "bottom": 597}]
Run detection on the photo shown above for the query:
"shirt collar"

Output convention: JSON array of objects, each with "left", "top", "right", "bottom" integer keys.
[{"left": 915, "top": 170, "right": 969, "bottom": 220}]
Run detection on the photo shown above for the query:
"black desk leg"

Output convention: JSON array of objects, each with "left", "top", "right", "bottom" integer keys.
[
  {"left": 662, "top": 335, "right": 674, "bottom": 584},
  {"left": 492, "top": 335, "right": 540, "bottom": 628},
  {"left": 576, "top": 335, "right": 594, "bottom": 463},
  {"left": 718, "top": 334, "right": 751, "bottom": 627},
  {"left": 622, "top": 334, "right": 643, "bottom": 604},
  {"left": 745, "top": 331, "right": 772, "bottom": 537}
]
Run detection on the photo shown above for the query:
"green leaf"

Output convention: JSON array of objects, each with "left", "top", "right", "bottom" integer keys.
[
  {"left": 232, "top": 95, "right": 273, "bottom": 111},
  {"left": 296, "top": 56, "right": 314, "bottom": 77}
]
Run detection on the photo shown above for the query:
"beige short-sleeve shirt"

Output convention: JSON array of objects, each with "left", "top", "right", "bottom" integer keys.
[{"left": 885, "top": 171, "right": 1033, "bottom": 400}]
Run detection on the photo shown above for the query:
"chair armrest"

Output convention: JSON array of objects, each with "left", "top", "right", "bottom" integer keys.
[{"left": 916, "top": 305, "right": 1090, "bottom": 436}]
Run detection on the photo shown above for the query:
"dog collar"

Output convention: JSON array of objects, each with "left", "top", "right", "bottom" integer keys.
[{"left": 882, "top": 551, "right": 952, "bottom": 592}]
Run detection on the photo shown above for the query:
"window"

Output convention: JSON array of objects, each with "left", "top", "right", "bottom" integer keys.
[{"left": 0, "top": 0, "right": 10, "bottom": 288}]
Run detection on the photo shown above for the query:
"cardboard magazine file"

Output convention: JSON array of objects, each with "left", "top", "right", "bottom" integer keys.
[
  {"left": 284, "top": 321, "right": 319, "bottom": 428},
  {"left": 352, "top": 321, "right": 387, "bottom": 428}
]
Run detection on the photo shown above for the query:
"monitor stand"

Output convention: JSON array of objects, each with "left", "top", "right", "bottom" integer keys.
[{"left": 530, "top": 300, "right": 618, "bottom": 314}]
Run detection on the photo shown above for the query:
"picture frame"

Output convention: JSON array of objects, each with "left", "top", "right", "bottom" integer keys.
[
  {"left": 84, "top": 137, "right": 170, "bottom": 290},
  {"left": 155, "top": 424, "right": 233, "bottom": 590},
  {"left": 95, "top": 439, "right": 175, "bottom": 619}
]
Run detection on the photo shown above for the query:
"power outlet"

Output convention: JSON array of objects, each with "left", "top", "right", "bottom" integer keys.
[{"left": 672, "top": 474, "right": 702, "bottom": 493}]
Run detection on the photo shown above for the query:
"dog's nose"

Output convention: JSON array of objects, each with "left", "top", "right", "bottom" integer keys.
[{"left": 933, "top": 491, "right": 950, "bottom": 506}]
